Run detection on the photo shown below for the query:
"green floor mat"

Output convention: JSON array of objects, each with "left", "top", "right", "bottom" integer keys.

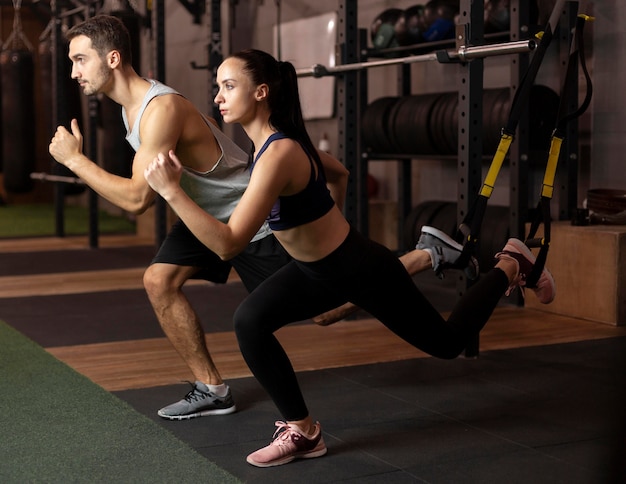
[
  {"left": 0, "top": 203, "right": 135, "bottom": 238},
  {"left": 0, "top": 321, "right": 241, "bottom": 484}
]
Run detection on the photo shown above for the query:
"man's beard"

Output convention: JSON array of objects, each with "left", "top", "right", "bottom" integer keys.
[{"left": 82, "top": 64, "right": 112, "bottom": 95}]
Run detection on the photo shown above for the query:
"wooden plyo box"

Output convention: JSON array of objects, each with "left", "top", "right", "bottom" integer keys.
[{"left": 524, "top": 222, "right": 626, "bottom": 326}]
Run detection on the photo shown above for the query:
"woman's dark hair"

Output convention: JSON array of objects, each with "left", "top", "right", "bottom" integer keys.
[
  {"left": 66, "top": 15, "right": 133, "bottom": 66},
  {"left": 228, "top": 49, "right": 321, "bottom": 165}
]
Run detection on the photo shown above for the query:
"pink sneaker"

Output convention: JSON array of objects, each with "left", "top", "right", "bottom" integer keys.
[
  {"left": 246, "top": 420, "right": 327, "bottom": 468},
  {"left": 495, "top": 238, "right": 556, "bottom": 304}
]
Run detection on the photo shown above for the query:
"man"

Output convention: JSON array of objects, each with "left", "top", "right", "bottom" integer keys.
[
  {"left": 49, "top": 14, "right": 476, "bottom": 420},
  {"left": 49, "top": 14, "right": 293, "bottom": 420}
]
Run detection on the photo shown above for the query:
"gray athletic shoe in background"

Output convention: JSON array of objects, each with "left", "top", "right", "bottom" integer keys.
[
  {"left": 416, "top": 225, "right": 479, "bottom": 280},
  {"left": 158, "top": 381, "right": 236, "bottom": 420}
]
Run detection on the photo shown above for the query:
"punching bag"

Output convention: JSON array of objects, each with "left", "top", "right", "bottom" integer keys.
[{"left": 1, "top": 0, "right": 35, "bottom": 194}]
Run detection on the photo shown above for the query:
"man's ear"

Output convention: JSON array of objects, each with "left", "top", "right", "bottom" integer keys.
[
  {"left": 255, "top": 83, "right": 269, "bottom": 101},
  {"left": 107, "top": 50, "right": 122, "bottom": 69}
]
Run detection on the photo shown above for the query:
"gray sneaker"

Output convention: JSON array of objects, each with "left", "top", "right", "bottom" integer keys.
[
  {"left": 158, "top": 381, "right": 236, "bottom": 420},
  {"left": 416, "top": 225, "right": 479, "bottom": 280}
]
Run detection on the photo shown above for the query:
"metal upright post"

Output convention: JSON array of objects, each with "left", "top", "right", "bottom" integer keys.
[
  {"left": 456, "top": 0, "right": 484, "bottom": 238},
  {"left": 558, "top": 2, "right": 579, "bottom": 220},
  {"left": 86, "top": 2, "right": 99, "bottom": 248},
  {"left": 152, "top": 0, "right": 167, "bottom": 247},
  {"left": 209, "top": 0, "right": 222, "bottom": 123},
  {"left": 457, "top": 0, "right": 484, "bottom": 357},
  {"left": 509, "top": 0, "right": 530, "bottom": 240},
  {"left": 397, "top": 63, "right": 412, "bottom": 252},
  {"left": 51, "top": 0, "right": 66, "bottom": 237},
  {"left": 86, "top": 94, "right": 99, "bottom": 248},
  {"left": 336, "top": 0, "right": 363, "bottom": 230}
]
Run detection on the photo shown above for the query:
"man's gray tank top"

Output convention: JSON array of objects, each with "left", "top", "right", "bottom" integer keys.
[{"left": 122, "top": 79, "right": 271, "bottom": 243}]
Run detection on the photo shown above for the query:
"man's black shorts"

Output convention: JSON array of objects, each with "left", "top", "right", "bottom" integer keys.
[{"left": 151, "top": 221, "right": 291, "bottom": 292}]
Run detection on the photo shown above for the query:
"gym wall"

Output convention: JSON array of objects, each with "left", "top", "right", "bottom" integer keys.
[{"left": 3, "top": 1, "right": 622, "bottom": 227}]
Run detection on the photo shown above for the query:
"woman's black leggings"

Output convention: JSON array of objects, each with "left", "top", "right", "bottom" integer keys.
[{"left": 234, "top": 227, "right": 508, "bottom": 421}]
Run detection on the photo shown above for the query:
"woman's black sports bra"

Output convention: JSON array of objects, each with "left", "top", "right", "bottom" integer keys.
[{"left": 251, "top": 132, "right": 335, "bottom": 231}]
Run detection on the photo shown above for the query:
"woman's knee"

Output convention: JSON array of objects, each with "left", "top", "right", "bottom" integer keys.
[
  {"left": 234, "top": 301, "right": 276, "bottom": 350},
  {"left": 233, "top": 303, "right": 259, "bottom": 338}
]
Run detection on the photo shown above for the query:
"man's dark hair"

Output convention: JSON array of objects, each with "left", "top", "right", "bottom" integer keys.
[{"left": 66, "top": 15, "right": 132, "bottom": 66}]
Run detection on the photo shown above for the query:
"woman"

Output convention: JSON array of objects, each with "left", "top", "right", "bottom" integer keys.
[{"left": 144, "top": 49, "right": 555, "bottom": 468}]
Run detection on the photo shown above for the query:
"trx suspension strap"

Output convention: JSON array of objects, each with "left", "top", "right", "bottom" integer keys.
[
  {"left": 524, "top": 11, "right": 594, "bottom": 287},
  {"left": 447, "top": 0, "right": 568, "bottom": 277}
]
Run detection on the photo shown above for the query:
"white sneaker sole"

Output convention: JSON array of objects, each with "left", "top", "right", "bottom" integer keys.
[
  {"left": 421, "top": 225, "right": 463, "bottom": 251},
  {"left": 158, "top": 404, "right": 237, "bottom": 420}
]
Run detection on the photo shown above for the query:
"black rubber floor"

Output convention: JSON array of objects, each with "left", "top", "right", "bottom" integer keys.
[
  {"left": 4, "top": 245, "right": 625, "bottom": 482},
  {"left": 0, "top": 245, "right": 157, "bottom": 276},
  {"left": 2, "top": 284, "right": 249, "bottom": 346},
  {"left": 116, "top": 337, "right": 626, "bottom": 483}
]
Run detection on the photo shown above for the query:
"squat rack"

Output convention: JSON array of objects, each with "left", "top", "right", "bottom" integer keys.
[
  {"left": 316, "top": 0, "right": 581, "bottom": 356},
  {"left": 326, "top": 0, "right": 580, "bottom": 258}
]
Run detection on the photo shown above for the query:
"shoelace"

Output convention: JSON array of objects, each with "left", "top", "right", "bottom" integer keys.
[
  {"left": 269, "top": 421, "right": 295, "bottom": 446},
  {"left": 496, "top": 252, "right": 526, "bottom": 298},
  {"left": 505, "top": 274, "right": 526, "bottom": 298},
  {"left": 183, "top": 382, "right": 211, "bottom": 403}
]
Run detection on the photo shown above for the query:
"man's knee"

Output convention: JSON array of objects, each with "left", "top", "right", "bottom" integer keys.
[
  {"left": 143, "top": 264, "right": 162, "bottom": 295},
  {"left": 143, "top": 263, "right": 191, "bottom": 298}
]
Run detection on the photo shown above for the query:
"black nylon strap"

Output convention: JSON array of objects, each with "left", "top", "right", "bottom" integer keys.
[{"left": 525, "top": 12, "right": 593, "bottom": 288}]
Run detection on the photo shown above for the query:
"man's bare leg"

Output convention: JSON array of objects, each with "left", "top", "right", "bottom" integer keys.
[
  {"left": 144, "top": 263, "right": 236, "bottom": 419},
  {"left": 312, "top": 249, "right": 432, "bottom": 326},
  {"left": 143, "top": 263, "right": 223, "bottom": 385}
]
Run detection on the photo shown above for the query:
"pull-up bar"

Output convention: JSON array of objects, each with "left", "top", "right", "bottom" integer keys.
[
  {"left": 31, "top": 172, "right": 86, "bottom": 185},
  {"left": 295, "top": 39, "right": 536, "bottom": 78}
]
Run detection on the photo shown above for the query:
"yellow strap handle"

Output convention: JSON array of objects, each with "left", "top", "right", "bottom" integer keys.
[
  {"left": 479, "top": 134, "right": 513, "bottom": 198},
  {"left": 540, "top": 136, "right": 563, "bottom": 199}
]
